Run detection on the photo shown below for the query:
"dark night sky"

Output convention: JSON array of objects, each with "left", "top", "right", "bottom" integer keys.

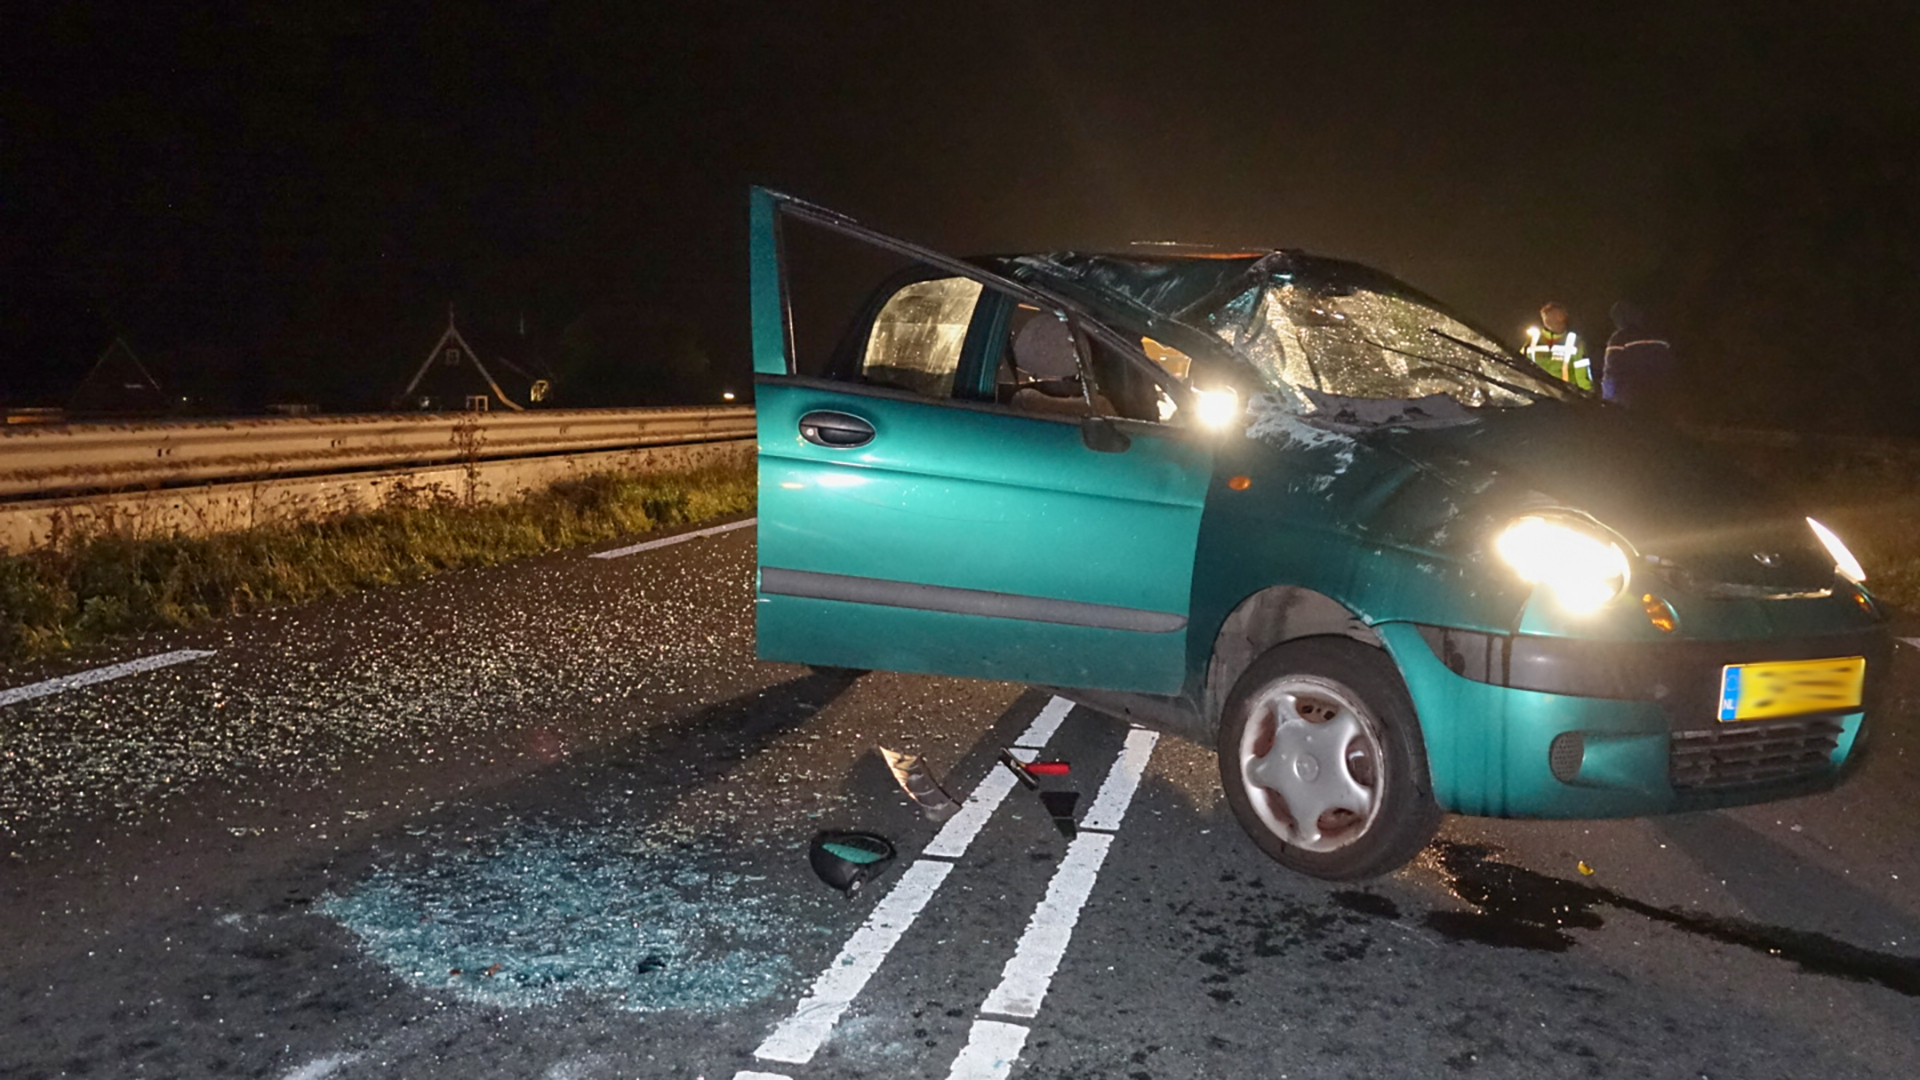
[{"left": 4, "top": 2, "right": 1917, "bottom": 412}]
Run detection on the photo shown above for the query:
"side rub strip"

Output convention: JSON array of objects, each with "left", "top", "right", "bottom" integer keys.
[{"left": 760, "top": 568, "right": 1185, "bottom": 634}]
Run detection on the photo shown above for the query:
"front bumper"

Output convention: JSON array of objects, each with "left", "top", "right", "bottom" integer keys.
[{"left": 1375, "top": 621, "right": 1891, "bottom": 818}]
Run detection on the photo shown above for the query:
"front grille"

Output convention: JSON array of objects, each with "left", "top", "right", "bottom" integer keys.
[{"left": 1670, "top": 717, "right": 1843, "bottom": 790}]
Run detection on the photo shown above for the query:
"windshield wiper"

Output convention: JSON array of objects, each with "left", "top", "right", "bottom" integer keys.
[
  {"left": 1356, "top": 334, "right": 1552, "bottom": 403},
  {"left": 1425, "top": 327, "right": 1577, "bottom": 397}
]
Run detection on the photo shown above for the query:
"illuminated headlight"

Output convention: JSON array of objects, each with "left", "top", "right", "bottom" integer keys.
[
  {"left": 1494, "top": 514, "right": 1633, "bottom": 613},
  {"left": 1807, "top": 518, "right": 1866, "bottom": 583},
  {"left": 1192, "top": 387, "right": 1240, "bottom": 429}
]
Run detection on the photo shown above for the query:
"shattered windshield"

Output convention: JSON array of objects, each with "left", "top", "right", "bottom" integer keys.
[{"left": 1207, "top": 272, "right": 1574, "bottom": 410}]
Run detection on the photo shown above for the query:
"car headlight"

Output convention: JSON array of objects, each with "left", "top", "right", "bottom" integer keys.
[
  {"left": 1494, "top": 513, "right": 1633, "bottom": 613},
  {"left": 1807, "top": 518, "right": 1866, "bottom": 584},
  {"left": 1191, "top": 386, "right": 1240, "bottom": 429}
]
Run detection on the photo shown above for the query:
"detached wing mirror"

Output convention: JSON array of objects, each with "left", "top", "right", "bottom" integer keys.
[{"left": 1080, "top": 415, "right": 1131, "bottom": 454}]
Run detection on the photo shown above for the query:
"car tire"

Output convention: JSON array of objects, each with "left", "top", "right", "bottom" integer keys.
[{"left": 1217, "top": 637, "right": 1441, "bottom": 880}]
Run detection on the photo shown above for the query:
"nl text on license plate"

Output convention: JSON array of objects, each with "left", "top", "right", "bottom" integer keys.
[{"left": 1717, "top": 657, "right": 1866, "bottom": 722}]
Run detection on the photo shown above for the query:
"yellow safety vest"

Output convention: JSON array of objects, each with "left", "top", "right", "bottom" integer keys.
[{"left": 1524, "top": 328, "right": 1591, "bottom": 390}]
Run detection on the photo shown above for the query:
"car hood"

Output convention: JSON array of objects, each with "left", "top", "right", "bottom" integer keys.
[{"left": 1330, "top": 401, "right": 1837, "bottom": 597}]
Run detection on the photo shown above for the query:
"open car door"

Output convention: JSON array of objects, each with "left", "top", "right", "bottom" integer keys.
[{"left": 749, "top": 188, "right": 1213, "bottom": 694}]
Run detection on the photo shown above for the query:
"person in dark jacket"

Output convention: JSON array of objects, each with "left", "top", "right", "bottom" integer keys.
[{"left": 1601, "top": 301, "right": 1678, "bottom": 411}]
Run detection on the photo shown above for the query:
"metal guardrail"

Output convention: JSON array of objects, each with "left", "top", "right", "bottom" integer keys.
[
  {"left": 0, "top": 406, "right": 756, "bottom": 500},
  {"left": 0, "top": 437, "right": 758, "bottom": 555}
]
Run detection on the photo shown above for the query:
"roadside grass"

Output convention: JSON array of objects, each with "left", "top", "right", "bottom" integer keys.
[
  {"left": 1715, "top": 439, "right": 1920, "bottom": 614},
  {"left": 0, "top": 462, "right": 756, "bottom": 665}
]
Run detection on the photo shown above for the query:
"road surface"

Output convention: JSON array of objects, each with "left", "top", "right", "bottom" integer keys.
[{"left": 3, "top": 520, "right": 1917, "bottom": 1079}]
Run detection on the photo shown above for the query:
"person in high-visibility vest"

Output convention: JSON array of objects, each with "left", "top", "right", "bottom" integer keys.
[{"left": 1523, "top": 302, "right": 1592, "bottom": 390}]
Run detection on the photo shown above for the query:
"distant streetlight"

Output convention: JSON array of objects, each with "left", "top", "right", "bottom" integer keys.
[{"left": 721, "top": 390, "right": 737, "bottom": 402}]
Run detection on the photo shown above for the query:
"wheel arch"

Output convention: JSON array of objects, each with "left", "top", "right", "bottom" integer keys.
[{"left": 1203, "top": 585, "right": 1387, "bottom": 731}]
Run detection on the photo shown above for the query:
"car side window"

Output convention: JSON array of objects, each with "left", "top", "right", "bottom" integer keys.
[
  {"left": 777, "top": 212, "right": 1187, "bottom": 423},
  {"left": 991, "top": 303, "right": 1109, "bottom": 417},
  {"left": 983, "top": 304, "right": 1190, "bottom": 424},
  {"left": 1083, "top": 333, "right": 1173, "bottom": 423},
  {"left": 856, "top": 275, "right": 983, "bottom": 399},
  {"left": 1108, "top": 333, "right": 1255, "bottom": 427}
]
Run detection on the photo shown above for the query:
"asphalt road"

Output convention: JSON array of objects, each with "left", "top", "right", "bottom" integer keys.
[{"left": 3, "top": 521, "right": 1918, "bottom": 1080}]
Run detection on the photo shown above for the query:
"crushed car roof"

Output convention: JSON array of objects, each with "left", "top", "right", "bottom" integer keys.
[{"left": 988, "top": 250, "right": 1432, "bottom": 332}]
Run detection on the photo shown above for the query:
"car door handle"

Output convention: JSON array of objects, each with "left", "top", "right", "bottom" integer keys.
[{"left": 798, "top": 410, "right": 875, "bottom": 448}]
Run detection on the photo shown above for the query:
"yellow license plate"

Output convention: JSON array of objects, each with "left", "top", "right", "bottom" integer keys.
[{"left": 1717, "top": 657, "right": 1866, "bottom": 721}]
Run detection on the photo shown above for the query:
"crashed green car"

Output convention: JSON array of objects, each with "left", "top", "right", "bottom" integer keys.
[{"left": 747, "top": 188, "right": 1891, "bottom": 880}]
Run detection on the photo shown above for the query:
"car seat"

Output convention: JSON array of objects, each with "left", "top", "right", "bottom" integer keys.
[{"left": 1007, "top": 316, "right": 1111, "bottom": 416}]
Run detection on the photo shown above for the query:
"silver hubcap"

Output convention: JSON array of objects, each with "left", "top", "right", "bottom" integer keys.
[{"left": 1238, "top": 675, "right": 1386, "bottom": 853}]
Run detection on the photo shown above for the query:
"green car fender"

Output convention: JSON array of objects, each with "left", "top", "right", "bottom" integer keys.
[
  {"left": 1183, "top": 407, "right": 1719, "bottom": 813},
  {"left": 1186, "top": 417, "right": 1533, "bottom": 702},
  {"left": 1185, "top": 413, "right": 1880, "bottom": 817}
]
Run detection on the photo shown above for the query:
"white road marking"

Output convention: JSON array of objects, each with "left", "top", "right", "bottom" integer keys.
[
  {"left": 977, "top": 727, "right": 1158, "bottom": 1022},
  {"left": 978, "top": 831, "right": 1117, "bottom": 1020},
  {"left": 752, "top": 697, "right": 1075, "bottom": 1066},
  {"left": 1080, "top": 726, "right": 1159, "bottom": 832},
  {"left": 278, "top": 1053, "right": 362, "bottom": 1080},
  {"left": 923, "top": 703, "right": 1071, "bottom": 858},
  {"left": 588, "top": 516, "right": 756, "bottom": 559},
  {"left": 1012, "top": 694, "right": 1074, "bottom": 749},
  {"left": 730, "top": 1072, "right": 794, "bottom": 1080},
  {"left": 753, "top": 859, "right": 954, "bottom": 1064},
  {"left": 1899, "top": 637, "right": 1920, "bottom": 650},
  {"left": 944, "top": 1019, "right": 1032, "bottom": 1080},
  {"left": 923, "top": 755, "right": 1025, "bottom": 859},
  {"left": 0, "top": 649, "right": 216, "bottom": 708}
]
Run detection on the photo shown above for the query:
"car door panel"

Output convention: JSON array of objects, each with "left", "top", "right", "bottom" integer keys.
[
  {"left": 757, "top": 381, "right": 1206, "bottom": 690},
  {"left": 750, "top": 189, "right": 1212, "bottom": 693}
]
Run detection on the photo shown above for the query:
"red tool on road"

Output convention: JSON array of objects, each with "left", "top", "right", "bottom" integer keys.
[{"left": 999, "top": 748, "right": 1071, "bottom": 788}]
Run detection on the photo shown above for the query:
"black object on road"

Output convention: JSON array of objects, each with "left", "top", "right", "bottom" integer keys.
[
  {"left": 1039, "top": 790, "right": 1080, "bottom": 839},
  {"left": 809, "top": 830, "right": 897, "bottom": 897}
]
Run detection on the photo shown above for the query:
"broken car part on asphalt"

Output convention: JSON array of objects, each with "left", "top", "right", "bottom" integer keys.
[
  {"left": 808, "top": 830, "right": 898, "bottom": 897},
  {"left": 878, "top": 745, "right": 959, "bottom": 821}
]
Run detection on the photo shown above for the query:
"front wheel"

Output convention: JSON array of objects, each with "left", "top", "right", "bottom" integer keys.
[{"left": 1217, "top": 637, "right": 1441, "bottom": 880}]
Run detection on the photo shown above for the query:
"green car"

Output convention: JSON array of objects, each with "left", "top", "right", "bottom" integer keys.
[{"left": 747, "top": 189, "right": 1890, "bottom": 880}]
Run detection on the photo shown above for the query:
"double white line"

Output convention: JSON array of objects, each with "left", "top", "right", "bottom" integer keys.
[
  {"left": 945, "top": 725, "right": 1157, "bottom": 1080},
  {"left": 741, "top": 697, "right": 1158, "bottom": 1079}
]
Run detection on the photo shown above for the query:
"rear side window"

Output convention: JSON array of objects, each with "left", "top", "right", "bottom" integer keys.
[{"left": 859, "top": 276, "right": 983, "bottom": 398}]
